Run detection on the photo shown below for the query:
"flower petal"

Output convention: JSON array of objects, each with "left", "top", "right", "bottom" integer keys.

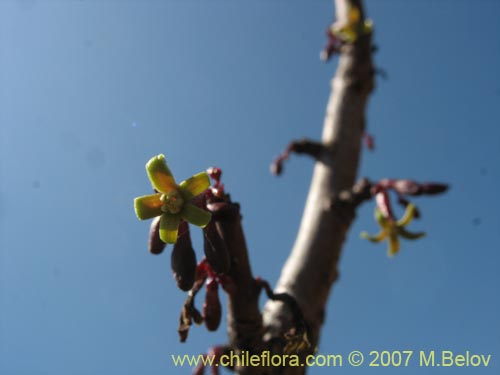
[
  {"left": 160, "top": 213, "right": 181, "bottom": 244},
  {"left": 388, "top": 233, "right": 400, "bottom": 256},
  {"left": 181, "top": 203, "right": 211, "bottom": 228},
  {"left": 134, "top": 193, "right": 163, "bottom": 220},
  {"left": 360, "top": 230, "right": 387, "bottom": 243},
  {"left": 396, "top": 203, "right": 417, "bottom": 227},
  {"left": 374, "top": 209, "right": 391, "bottom": 229},
  {"left": 398, "top": 227, "right": 426, "bottom": 240},
  {"left": 179, "top": 172, "right": 210, "bottom": 199},
  {"left": 146, "top": 154, "right": 177, "bottom": 193}
]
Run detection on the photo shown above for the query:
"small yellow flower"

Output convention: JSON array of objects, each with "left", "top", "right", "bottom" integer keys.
[
  {"left": 361, "top": 204, "right": 425, "bottom": 256},
  {"left": 331, "top": 5, "right": 373, "bottom": 43},
  {"left": 134, "top": 154, "right": 211, "bottom": 244}
]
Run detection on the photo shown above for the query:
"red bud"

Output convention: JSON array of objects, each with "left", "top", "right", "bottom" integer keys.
[
  {"left": 270, "top": 158, "right": 283, "bottom": 176},
  {"left": 363, "top": 132, "right": 375, "bottom": 151},
  {"left": 392, "top": 179, "right": 420, "bottom": 195},
  {"left": 149, "top": 216, "right": 166, "bottom": 255},
  {"left": 171, "top": 222, "right": 197, "bottom": 291},
  {"left": 420, "top": 183, "right": 449, "bottom": 195},
  {"left": 203, "top": 278, "right": 221, "bottom": 331},
  {"left": 207, "top": 167, "right": 222, "bottom": 181}
]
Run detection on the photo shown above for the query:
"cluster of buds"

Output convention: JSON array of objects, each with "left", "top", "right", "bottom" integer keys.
[
  {"left": 133, "top": 155, "right": 237, "bottom": 340},
  {"left": 321, "top": 4, "right": 373, "bottom": 61},
  {"left": 133, "top": 154, "right": 233, "bottom": 284},
  {"left": 133, "top": 154, "right": 213, "bottom": 290},
  {"left": 179, "top": 259, "right": 237, "bottom": 342},
  {"left": 360, "top": 179, "right": 448, "bottom": 256}
]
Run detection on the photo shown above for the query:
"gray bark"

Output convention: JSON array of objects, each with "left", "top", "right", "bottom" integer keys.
[
  {"left": 260, "top": 0, "right": 374, "bottom": 373},
  {"left": 222, "top": 1, "right": 375, "bottom": 374}
]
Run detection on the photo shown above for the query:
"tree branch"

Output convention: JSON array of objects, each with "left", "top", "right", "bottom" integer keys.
[
  {"left": 262, "top": 0, "right": 374, "bottom": 373},
  {"left": 210, "top": 201, "right": 266, "bottom": 373}
]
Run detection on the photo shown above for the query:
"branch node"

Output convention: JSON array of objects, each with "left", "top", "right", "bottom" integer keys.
[{"left": 256, "top": 277, "right": 312, "bottom": 354}]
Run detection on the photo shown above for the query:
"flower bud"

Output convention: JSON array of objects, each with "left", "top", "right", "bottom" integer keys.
[
  {"left": 149, "top": 216, "right": 166, "bottom": 255},
  {"left": 375, "top": 191, "right": 393, "bottom": 219},
  {"left": 392, "top": 179, "right": 420, "bottom": 195},
  {"left": 171, "top": 222, "right": 197, "bottom": 291},
  {"left": 207, "top": 167, "right": 222, "bottom": 181},
  {"left": 420, "top": 183, "right": 449, "bottom": 195},
  {"left": 363, "top": 132, "right": 375, "bottom": 151},
  {"left": 270, "top": 158, "right": 283, "bottom": 176},
  {"left": 203, "top": 278, "right": 222, "bottom": 332}
]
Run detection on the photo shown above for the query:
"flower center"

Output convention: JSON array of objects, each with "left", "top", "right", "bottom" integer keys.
[{"left": 160, "top": 190, "right": 184, "bottom": 214}]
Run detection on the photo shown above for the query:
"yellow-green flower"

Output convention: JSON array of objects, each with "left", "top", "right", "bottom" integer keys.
[
  {"left": 331, "top": 5, "right": 373, "bottom": 43},
  {"left": 360, "top": 203, "right": 425, "bottom": 256},
  {"left": 134, "top": 154, "right": 211, "bottom": 244}
]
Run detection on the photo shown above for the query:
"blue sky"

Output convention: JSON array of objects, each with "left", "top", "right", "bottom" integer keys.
[{"left": 1, "top": 0, "right": 499, "bottom": 374}]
